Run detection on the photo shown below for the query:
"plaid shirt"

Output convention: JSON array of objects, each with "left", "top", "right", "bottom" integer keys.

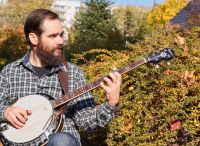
[{"left": 0, "top": 52, "right": 118, "bottom": 146}]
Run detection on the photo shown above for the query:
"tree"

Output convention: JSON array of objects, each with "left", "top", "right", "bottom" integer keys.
[
  {"left": 0, "top": 0, "right": 52, "bottom": 70},
  {"left": 112, "top": 6, "right": 149, "bottom": 45},
  {"left": 68, "top": 0, "right": 123, "bottom": 53},
  {"left": 0, "top": 0, "right": 52, "bottom": 29},
  {"left": 146, "top": 0, "right": 187, "bottom": 30}
]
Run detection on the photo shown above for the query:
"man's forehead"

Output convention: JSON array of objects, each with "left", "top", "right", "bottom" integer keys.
[{"left": 41, "top": 18, "right": 63, "bottom": 33}]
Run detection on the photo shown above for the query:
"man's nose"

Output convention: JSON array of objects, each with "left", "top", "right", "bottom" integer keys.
[{"left": 57, "top": 36, "right": 64, "bottom": 45}]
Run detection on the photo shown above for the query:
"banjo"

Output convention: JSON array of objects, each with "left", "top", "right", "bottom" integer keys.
[{"left": 0, "top": 48, "right": 175, "bottom": 145}]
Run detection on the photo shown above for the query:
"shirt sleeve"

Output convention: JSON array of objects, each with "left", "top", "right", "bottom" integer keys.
[
  {"left": 66, "top": 66, "right": 119, "bottom": 131},
  {"left": 73, "top": 101, "right": 119, "bottom": 131},
  {"left": 0, "top": 72, "right": 9, "bottom": 122}
]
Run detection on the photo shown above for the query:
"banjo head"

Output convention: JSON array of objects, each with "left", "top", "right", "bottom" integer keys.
[{"left": 2, "top": 95, "right": 53, "bottom": 143}]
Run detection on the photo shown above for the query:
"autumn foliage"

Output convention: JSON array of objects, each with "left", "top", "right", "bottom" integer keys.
[
  {"left": 0, "top": 27, "right": 28, "bottom": 69},
  {"left": 73, "top": 27, "right": 200, "bottom": 146},
  {"left": 0, "top": 0, "right": 199, "bottom": 145},
  {"left": 0, "top": 19, "right": 199, "bottom": 146},
  {"left": 146, "top": 0, "right": 187, "bottom": 30}
]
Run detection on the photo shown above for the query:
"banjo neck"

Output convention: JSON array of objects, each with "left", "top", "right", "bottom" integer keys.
[
  {"left": 51, "top": 59, "right": 146, "bottom": 108},
  {"left": 51, "top": 48, "right": 175, "bottom": 109}
]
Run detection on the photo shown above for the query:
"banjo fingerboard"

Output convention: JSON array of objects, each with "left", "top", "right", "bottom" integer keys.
[{"left": 51, "top": 58, "right": 146, "bottom": 108}]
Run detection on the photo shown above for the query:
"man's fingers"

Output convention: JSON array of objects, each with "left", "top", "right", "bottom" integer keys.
[
  {"left": 20, "top": 109, "right": 32, "bottom": 121},
  {"left": 108, "top": 72, "right": 117, "bottom": 83},
  {"left": 103, "top": 77, "right": 113, "bottom": 85},
  {"left": 4, "top": 106, "right": 32, "bottom": 129},
  {"left": 20, "top": 110, "right": 28, "bottom": 121},
  {"left": 9, "top": 119, "right": 21, "bottom": 129},
  {"left": 10, "top": 114, "right": 25, "bottom": 129},
  {"left": 16, "top": 113, "right": 26, "bottom": 124},
  {"left": 113, "top": 72, "right": 121, "bottom": 84},
  {"left": 100, "top": 82, "right": 110, "bottom": 93},
  {"left": 103, "top": 72, "right": 121, "bottom": 85},
  {"left": 101, "top": 72, "right": 121, "bottom": 89},
  {"left": 26, "top": 110, "right": 32, "bottom": 115}
]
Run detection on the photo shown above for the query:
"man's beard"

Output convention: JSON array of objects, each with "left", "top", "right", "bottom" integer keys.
[{"left": 36, "top": 43, "right": 65, "bottom": 67}]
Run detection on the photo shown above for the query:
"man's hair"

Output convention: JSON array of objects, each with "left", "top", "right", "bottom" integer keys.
[{"left": 24, "top": 8, "right": 60, "bottom": 45}]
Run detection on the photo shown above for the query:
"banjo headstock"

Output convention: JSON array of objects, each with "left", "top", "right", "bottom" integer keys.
[{"left": 146, "top": 48, "right": 175, "bottom": 63}]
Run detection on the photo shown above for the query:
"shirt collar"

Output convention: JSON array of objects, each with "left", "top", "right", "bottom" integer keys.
[
  {"left": 13, "top": 52, "right": 30, "bottom": 67},
  {"left": 22, "top": 52, "right": 30, "bottom": 65}
]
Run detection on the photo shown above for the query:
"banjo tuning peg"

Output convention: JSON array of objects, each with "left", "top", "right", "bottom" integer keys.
[{"left": 155, "top": 64, "right": 159, "bottom": 69}]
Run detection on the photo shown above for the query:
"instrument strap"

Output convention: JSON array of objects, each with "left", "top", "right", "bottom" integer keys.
[
  {"left": 58, "top": 61, "right": 68, "bottom": 95},
  {"left": 58, "top": 61, "right": 69, "bottom": 114}
]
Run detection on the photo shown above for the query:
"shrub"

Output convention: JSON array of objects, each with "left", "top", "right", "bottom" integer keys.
[
  {"left": 73, "top": 27, "right": 200, "bottom": 146},
  {"left": 0, "top": 27, "right": 28, "bottom": 70}
]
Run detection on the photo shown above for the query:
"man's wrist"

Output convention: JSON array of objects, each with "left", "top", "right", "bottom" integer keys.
[
  {"left": 108, "top": 100, "right": 120, "bottom": 107},
  {"left": 105, "top": 101, "right": 120, "bottom": 112},
  {"left": 0, "top": 105, "right": 8, "bottom": 122}
]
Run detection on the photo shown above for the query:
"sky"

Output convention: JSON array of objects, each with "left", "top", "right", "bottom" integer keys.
[{"left": 113, "top": 0, "right": 165, "bottom": 7}]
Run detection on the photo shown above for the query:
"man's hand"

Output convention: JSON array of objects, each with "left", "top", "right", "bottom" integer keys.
[
  {"left": 4, "top": 106, "right": 32, "bottom": 129},
  {"left": 100, "top": 72, "right": 121, "bottom": 107}
]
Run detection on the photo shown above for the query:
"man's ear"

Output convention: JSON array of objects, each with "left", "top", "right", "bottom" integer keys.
[{"left": 29, "top": 33, "right": 39, "bottom": 46}]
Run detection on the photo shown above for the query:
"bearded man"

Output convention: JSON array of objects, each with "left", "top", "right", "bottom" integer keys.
[{"left": 0, "top": 9, "right": 121, "bottom": 146}]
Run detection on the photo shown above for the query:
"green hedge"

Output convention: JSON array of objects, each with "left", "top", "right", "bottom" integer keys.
[{"left": 73, "top": 27, "right": 200, "bottom": 146}]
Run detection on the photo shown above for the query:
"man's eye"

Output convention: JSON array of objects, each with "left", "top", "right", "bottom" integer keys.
[
  {"left": 50, "top": 35, "right": 57, "bottom": 38},
  {"left": 60, "top": 33, "right": 64, "bottom": 37}
]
